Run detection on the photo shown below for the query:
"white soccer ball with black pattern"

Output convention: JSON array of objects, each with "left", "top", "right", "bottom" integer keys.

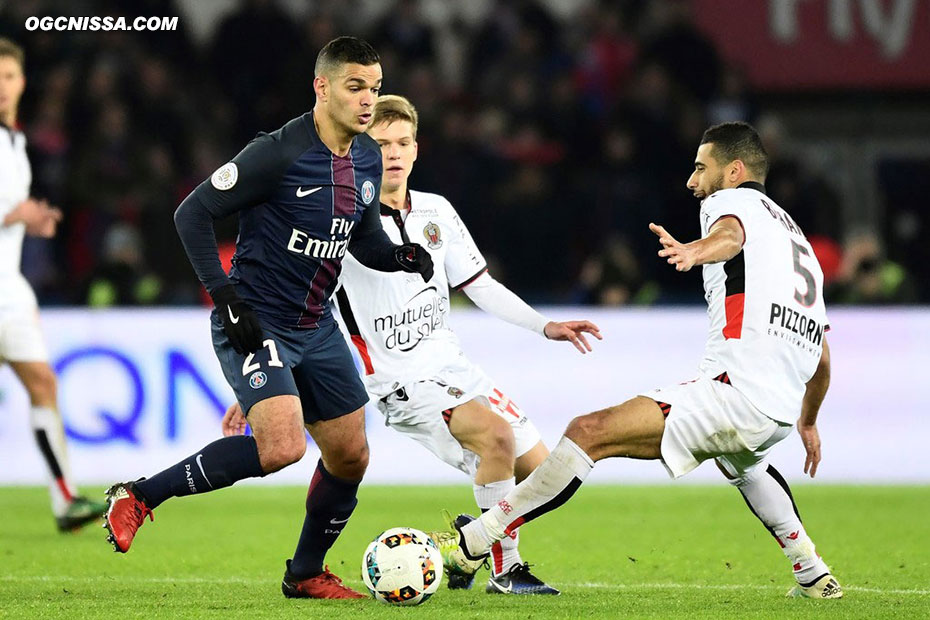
[{"left": 361, "top": 527, "right": 443, "bottom": 605}]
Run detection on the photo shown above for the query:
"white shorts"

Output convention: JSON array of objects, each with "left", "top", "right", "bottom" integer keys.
[
  {"left": 375, "top": 356, "right": 542, "bottom": 477},
  {"left": 0, "top": 305, "right": 48, "bottom": 363},
  {"left": 640, "top": 375, "right": 792, "bottom": 480}
]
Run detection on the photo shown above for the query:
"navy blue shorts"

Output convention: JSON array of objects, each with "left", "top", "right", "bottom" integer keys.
[{"left": 211, "top": 313, "right": 369, "bottom": 423}]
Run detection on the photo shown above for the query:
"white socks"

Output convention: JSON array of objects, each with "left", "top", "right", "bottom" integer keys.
[
  {"left": 464, "top": 436, "right": 594, "bottom": 556},
  {"left": 731, "top": 463, "right": 830, "bottom": 585},
  {"left": 473, "top": 478, "right": 521, "bottom": 576},
  {"left": 31, "top": 406, "right": 77, "bottom": 516}
]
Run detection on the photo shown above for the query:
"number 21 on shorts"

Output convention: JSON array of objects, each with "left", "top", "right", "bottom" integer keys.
[{"left": 242, "top": 339, "right": 284, "bottom": 376}]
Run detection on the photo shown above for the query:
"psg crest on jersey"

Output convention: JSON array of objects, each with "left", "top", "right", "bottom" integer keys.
[
  {"left": 361, "top": 180, "right": 376, "bottom": 204},
  {"left": 423, "top": 222, "right": 443, "bottom": 249}
]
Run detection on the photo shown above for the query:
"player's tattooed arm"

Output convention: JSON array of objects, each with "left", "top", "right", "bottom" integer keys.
[
  {"left": 798, "top": 337, "right": 830, "bottom": 478},
  {"left": 649, "top": 217, "right": 744, "bottom": 272}
]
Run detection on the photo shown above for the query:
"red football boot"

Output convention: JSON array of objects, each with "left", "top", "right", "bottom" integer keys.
[
  {"left": 281, "top": 562, "right": 366, "bottom": 599},
  {"left": 102, "top": 482, "right": 153, "bottom": 553}
]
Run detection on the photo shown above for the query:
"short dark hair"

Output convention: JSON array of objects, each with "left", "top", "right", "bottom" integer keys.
[
  {"left": 0, "top": 37, "right": 25, "bottom": 68},
  {"left": 700, "top": 121, "right": 769, "bottom": 180},
  {"left": 315, "top": 36, "right": 379, "bottom": 78}
]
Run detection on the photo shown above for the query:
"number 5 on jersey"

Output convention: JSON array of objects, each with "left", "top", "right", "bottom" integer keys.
[
  {"left": 791, "top": 240, "right": 817, "bottom": 307},
  {"left": 242, "top": 339, "right": 284, "bottom": 376}
]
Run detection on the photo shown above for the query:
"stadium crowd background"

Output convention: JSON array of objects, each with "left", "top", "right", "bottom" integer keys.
[{"left": 1, "top": 0, "right": 927, "bottom": 307}]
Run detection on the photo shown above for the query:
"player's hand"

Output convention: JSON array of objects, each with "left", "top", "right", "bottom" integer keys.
[
  {"left": 221, "top": 402, "right": 248, "bottom": 437},
  {"left": 395, "top": 243, "right": 434, "bottom": 282},
  {"left": 211, "top": 284, "right": 264, "bottom": 354},
  {"left": 798, "top": 422, "right": 821, "bottom": 478},
  {"left": 544, "top": 320, "right": 603, "bottom": 354},
  {"left": 650, "top": 222, "right": 696, "bottom": 272},
  {"left": 32, "top": 201, "right": 63, "bottom": 238},
  {"left": 4, "top": 198, "right": 62, "bottom": 238}
]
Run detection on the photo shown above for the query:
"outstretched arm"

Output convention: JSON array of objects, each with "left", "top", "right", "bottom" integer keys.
[
  {"left": 462, "top": 271, "right": 602, "bottom": 354},
  {"left": 649, "top": 217, "right": 744, "bottom": 272},
  {"left": 798, "top": 337, "right": 831, "bottom": 478}
]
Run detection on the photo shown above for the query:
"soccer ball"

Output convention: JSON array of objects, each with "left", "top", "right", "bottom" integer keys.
[{"left": 361, "top": 527, "right": 443, "bottom": 605}]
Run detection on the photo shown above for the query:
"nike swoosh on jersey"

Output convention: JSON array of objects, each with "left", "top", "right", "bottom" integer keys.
[
  {"left": 296, "top": 186, "right": 322, "bottom": 197},
  {"left": 228, "top": 306, "right": 240, "bottom": 324},
  {"left": 329, "top": 516, "right": 351, "bottom": 525}
]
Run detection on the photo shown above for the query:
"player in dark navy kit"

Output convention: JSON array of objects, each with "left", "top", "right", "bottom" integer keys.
[{"left": 102, "top": 37, "right": 433, "bottom": 599}]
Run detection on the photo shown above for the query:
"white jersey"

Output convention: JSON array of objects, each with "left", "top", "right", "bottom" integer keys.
[
  {"left": 0, "top": 124, "right": 36, "bottom": 311},
  {"left": 697, "top": 183, "right": 829, "bottom": 424},
  {"left": 335, "top": 190, "right": 487, "bottom": 398}
]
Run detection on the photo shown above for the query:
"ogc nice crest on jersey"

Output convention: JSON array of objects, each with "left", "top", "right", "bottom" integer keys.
[{"left": 423, "top": 222, "right": 442, "bottom": 249}]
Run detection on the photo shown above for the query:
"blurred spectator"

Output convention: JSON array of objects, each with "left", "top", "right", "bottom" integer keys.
[
  {"left": 707, "top": 65, "right": 755, "bottom": 125},
  {"left": 209, "top": 0, "right": 299, "bottom": 142},
  {"left": 372, "top": 0, "right": 435, "bottom": 66},
  {"left": 84, "top": 222, "right": 163, "bottom": 307},
  {"left": 486, "top": 164, "right": 568, "bottom": 296},
  {"left": 877, "top": 157, "right": 930, "bottom": 302},
  {"left": 827, "top": 233, "right": 917, "bottom": 304},
  {"left": 129, "top": 56, "right": 193, "bottom": 159},
  {"left": 639, "top": 0, "right": 721, "bottom": 102},
  {"left": 574, "top": 2, "right": 638, "bottom": 119},
  {"left": 574, "top": 234, "right": 659, "bottom": 306},
  {"left": 589, "top": 123, "right": 660, "bottom": 254}
]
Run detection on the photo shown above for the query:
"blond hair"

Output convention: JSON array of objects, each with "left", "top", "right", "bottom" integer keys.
[
  {"left": 0, "top": 38, "right": 24, "bottom": 68},
  {"left": 371, "top": 94, "right": 418, "bottom": 138}
]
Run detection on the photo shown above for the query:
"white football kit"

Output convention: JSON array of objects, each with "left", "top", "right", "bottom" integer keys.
[
  {"left": 643, "top": 183, "right": 829, "bottom": 479},
  {"left": 0, "top": 124, "right": 47, "bottom": 363},
  {"left": 336, "top": 190, "right": 543, "bottom": 475}
]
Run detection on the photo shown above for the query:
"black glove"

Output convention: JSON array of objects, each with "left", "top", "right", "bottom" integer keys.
[
  {"left": 211, "top": 284, "right": 264, "bottom": 354},
  {"left": 394, "top": 243, "right": 434, "bottom": 282}
]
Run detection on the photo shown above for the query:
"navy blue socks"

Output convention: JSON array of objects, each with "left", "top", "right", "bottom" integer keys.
[
  {"left": 134, "top": 435, "right": 263, "bottom": 509},
  {"left": 288, "top": 460, "right": 361, "bottom": 578}
]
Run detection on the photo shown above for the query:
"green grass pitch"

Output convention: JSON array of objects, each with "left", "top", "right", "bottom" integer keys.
[{"left": 1, "top": 484, "right": 928, "bottom": 619}]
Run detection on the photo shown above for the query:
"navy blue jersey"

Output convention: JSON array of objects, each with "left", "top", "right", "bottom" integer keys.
[{"left": 175, "top": 112, "right": 402, "bottom": 328}]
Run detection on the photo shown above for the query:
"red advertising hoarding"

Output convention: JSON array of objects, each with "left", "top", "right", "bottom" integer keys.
[{"left": 692, "top": 0, "right": 930, "bottom": 90}]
